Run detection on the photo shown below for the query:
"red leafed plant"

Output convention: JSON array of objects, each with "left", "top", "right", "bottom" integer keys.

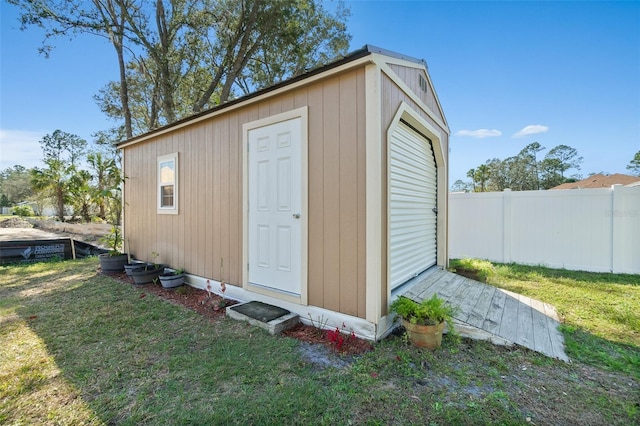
[
  {"left": 326, "top": 322, "right": 358, "bottom": 351},
  {"left": 326, "top": 327, "right": 345, "bottom": 350}
]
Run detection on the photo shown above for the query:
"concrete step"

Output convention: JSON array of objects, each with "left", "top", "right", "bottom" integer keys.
[{"left": 227, "top": 300, "right": 299, "bottom": 335}]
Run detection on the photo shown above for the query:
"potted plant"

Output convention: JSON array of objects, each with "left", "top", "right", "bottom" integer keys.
[
  {"left": 129, "top": 252, "right": 164, "bottom": 285},
  {"left": 98, "top": 224, "right": 128, "bottom": 273},
  {"left": 123, "top": 238, "right": 145, "bottom": 276},
  {"left": 389, "top": 294, "right": 457, "bottom": 349},
  {"left": 124, "top": 259, "right": 147, "bottom": 276},
  {"left": 158, "top": 268, "right": 185, "bottom": 288},
  {"left": 97, "top": 184, "right": 127, "bottom": 273}
]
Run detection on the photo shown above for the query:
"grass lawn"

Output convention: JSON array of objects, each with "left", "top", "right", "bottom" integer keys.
[
  {"left": 1, "top": 258, "right": 638, "bottom": 425},
  {"left": 450, "top": 258, "right": 640, "bottom": 378}
]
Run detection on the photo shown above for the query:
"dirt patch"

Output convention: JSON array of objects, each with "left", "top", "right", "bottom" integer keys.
[
  {"left": 29, "top": 219, "right": 110, "bottom": 246},
  {"left": 0, "top": 218, "right": 110, "bottom": 246},
  {"left": 452, "top": 267, "right": 485, "bottom": 282},
  {"left": 0, "top": 217, "right": 33, "bottom": 228}
]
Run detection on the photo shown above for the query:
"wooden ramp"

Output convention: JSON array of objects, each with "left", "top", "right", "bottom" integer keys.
[{"left": 399, "top": 268, "right": 569, "bottom": 362}]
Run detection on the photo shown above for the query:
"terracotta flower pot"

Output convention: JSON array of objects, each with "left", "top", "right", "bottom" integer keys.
[{"left": 402, "top": 319, "right": 445, "bottom": 349}]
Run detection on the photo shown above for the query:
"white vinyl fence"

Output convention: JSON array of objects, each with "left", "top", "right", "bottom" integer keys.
[{"left": 449, "top": 185, "right": 640, "bottom": 275}]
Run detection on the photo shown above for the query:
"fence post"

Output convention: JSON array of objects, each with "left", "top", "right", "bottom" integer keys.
[
  {"left": 610, "top": 184, "right": 623, "bottom": 273},
  {"left": 503, "top": 189, "right": 512, "bottom": 264}
]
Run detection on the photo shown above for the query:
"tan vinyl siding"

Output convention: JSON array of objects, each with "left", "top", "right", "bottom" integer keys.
[
  {"left": 381, "top": 73, "right": 449, "bottom": 161},
  {"left": 387, "top": 63, "right": 446, "bottom": 125},
  {"left": 123, "top": 68, "right": 367, "bottom": 318}
]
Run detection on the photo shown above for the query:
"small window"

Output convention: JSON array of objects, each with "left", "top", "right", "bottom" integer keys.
[
  {"left": 158, "top": 153, "right": 178, "bottom": 214},
  {"left": 419, "top": 74, "right": 428, "bottom": 93}
]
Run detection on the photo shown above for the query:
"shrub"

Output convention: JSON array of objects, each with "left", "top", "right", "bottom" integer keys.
[{"left": 13, "top": 205, "right": 34, "bottom": 217}]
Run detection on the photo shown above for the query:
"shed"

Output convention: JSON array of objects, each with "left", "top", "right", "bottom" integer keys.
[{"left": 118, "top": 45, "right": 450, "bottom": 340}]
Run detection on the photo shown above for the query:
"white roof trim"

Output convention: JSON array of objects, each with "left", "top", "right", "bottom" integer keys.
[{"left": 118, "top": 56, "right": 374, "bottom": 148}]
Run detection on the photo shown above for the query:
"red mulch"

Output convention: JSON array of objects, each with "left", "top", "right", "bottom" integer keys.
[
  {"left": 105, "top": 270, "right": 373, "bottom": 356},
  {"left": 282, "top": 323, "right": 374, "bottom": 356},
  {"left": 107, "top": 271, "right": 235, "bottom": 318}
]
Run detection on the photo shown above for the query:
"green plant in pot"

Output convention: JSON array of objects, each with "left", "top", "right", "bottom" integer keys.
[
  {"left": 129, "top": 251, "right": 164, "bottom": 285},
  {"left": 389, "top": 294, "right": 457, "bottom": 349},
  {"left": 97, "top": 181, "right": 128, "bottom": 273},
  {"left": 158, "top": 268, "right": 186, "bottom": 289}
]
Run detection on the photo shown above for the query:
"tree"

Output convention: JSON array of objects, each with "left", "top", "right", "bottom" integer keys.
[
  {"left": 31, "top": 158, "right": 73, "bottom": 221},
  {"left": 29, "top": 130, "right": 88, "bottom": 221},
  {"left": 538, "top": 158, "right": 564, "bottom": 189},
  {"left": 232, "top": 0, "right": 351, "bottom": 95},
  {"left": 465, "top": 143, "right": 584, "bottom": 191},
  {"left": 544, "top": 144, "right": 583, "bottom": 180},
  {"left": 86, "top": 152, "right": 120, "bottom": 219},
  {"left": 627, "top": 151, "right": 640, "bottom": 176},
  {"left": 68, "top": 169, "right": 93, "bottom": 222},
  {"left": 8, "top": 0, "right": 138, "bottom": 138},
  {"left": 102, "top": 0, "right": 351, "bottom": 131},
  {"left": 11, "top": 0, "right": 351, "bottom": 140},
  {"left": 39, "top": 130, "right": 87, "bottom": 166},
  {"left": 517, "top": 142, "right": 545, "bottom": 190},
  {"left": 450, "top": 179, "right": 471, "bottom": 192},
  {"left": 466, "top": 164, "right": 490, "bottom": 192},
  {"left": 485, "top": 158, "right": 510, "bottom": 191},
  {"left": 0, "top": 165, "right": 34, "bottom": 206}
]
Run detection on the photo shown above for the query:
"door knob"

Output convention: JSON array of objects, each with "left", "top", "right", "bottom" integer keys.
[{"left": 293, "top": 213, "right": 301, "bottom": 219}]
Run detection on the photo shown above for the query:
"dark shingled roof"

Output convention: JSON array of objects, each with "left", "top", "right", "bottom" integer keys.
[{"left": 118, "top": 45, "right": 426, "bottom": 147}]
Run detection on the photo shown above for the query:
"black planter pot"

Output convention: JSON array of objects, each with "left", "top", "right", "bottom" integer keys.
[
  {"left": 130, "top": 265, "right": 164, "bottom": 285},
  {"left": 124, "top": 261, "right": 147, "bottom": 276},
  {"left": 98, "top": 253, "right": 128, "bottom": 273},
  {"left": 158, "top": 272, "right": 185, "bottom": 288}
]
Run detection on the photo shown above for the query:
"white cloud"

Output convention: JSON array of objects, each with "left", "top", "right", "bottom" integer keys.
[
  {"left": 513, "top": 124, "right": 549, "bottom": 138},
  {"left": 454, "top": 129, "right": 502, "bottom": 138},
  {"left": 0, "top": 129, "right": 46, "bottom": 169}
]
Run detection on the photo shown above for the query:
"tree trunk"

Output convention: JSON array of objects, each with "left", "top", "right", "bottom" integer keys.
[
  {"left": 93, "top": 0, "right": 133, "bottom": 139},
  {"left": 56, "top": 185, "right": 65, "bottom": 222},
  {"left": 156, "top": 0, "right": 176, "bottom": 124}
]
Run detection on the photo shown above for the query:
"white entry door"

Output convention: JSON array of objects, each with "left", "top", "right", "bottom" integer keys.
[{"left": 248, "top": 117, "right": 302, "bottom": 296}]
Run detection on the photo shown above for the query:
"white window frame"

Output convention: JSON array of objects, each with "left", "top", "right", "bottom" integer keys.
[{"left": 157, "top": 152, "right": 178, "bottom": 214}]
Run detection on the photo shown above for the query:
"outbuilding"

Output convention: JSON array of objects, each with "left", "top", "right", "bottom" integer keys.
[{"left": 118, "top": 45, "right": 450, "bottom": 340}]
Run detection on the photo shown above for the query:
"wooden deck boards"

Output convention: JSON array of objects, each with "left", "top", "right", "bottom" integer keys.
[{"left": 399, "top": 268, "right": 568, "bottom": 362}]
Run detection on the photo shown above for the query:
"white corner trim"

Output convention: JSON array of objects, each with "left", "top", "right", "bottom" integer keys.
[{"left": 365, "top": 62, "right": 383, "bottom": 324}]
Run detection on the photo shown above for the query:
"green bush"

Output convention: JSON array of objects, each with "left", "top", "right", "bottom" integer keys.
[
  {"left": 12, "top": 205, "right": 34, "bottom": 217},
  {"left": 449, "top": 258, "right": 495, "bottom": 282},
  {"left": 390, "top": 294, "right": 457, "bottom": 328}
]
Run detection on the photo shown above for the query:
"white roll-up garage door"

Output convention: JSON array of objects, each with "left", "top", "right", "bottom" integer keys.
[{"left": 389, "top": 121, "right": 437, "bottom": 290}]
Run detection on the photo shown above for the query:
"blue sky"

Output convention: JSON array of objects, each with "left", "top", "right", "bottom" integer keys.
[{"left": 1, "top": 1, "right": 639, "bottom": 185}]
